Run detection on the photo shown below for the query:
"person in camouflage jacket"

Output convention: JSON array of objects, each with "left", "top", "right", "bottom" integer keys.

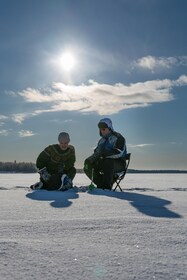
[{"left": 31, "top": 132, "right": 76, "bottom": 191}]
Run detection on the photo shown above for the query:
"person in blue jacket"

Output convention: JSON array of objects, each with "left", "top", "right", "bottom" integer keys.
[{"left": 84, "top": 118, "right": 127, "bottom": 190}]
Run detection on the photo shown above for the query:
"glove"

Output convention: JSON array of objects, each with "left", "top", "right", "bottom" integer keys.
[
  {"left": 38, "top": 167, "right": 51, "bottom": 182},
  {"left": 84, "top": 155, "right": 97, "bottom": 172},
  {"left": 86, "top": 154, "right": 99, "bottom": 165},
  {"left": 99, "top": 152, "right": 106, "bottom": 160}
]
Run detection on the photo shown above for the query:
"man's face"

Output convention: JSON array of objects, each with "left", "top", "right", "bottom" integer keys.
[
  {"left": 100, "top": 127, "right": 110, "bottom": 137},
  {"left": 59, "top": 140, "right": 69, "bottom": 150}
]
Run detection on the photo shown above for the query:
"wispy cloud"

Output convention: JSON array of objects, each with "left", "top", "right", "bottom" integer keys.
[
  {"left": 0, "top": 115, "right": 8, "bottom": 121},
  {"left": 11, "top": 113, "right": 38, "bottom": 124},
  {"left": 0, "top": 129, "right": 10, "bottom": 136},
  {"left": 18, "top": 130, "right": 35, "bottom": 137},
  {"left": 129, "top": 143, "right": 155, "bottom": 148},
  {"left": 133, "top": 55, "right": 187, "bottom": 72},
  {"left": 129, "top": 142, "right": 182, "bottom": 148},
  {"left": 49, "top": 119, "right": 73, "bottom": 124},
  {"left": 12, "top": 75, "right": 187, "bottom": 118},
  {"left": 12, "top": 114, "right": 28, "bottom": 124}
]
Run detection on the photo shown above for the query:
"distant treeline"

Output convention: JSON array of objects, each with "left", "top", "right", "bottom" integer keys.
[
  {"left": 0, "top": 161, "right": 37, "bottom": 173},
  {"left": 0, "top": 162, "right": 186, "bottom": 173},
  {"left": 0, "top": 161, "right": 84, "bottom": 173}
]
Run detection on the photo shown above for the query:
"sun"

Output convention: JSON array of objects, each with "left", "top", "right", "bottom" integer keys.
[{"left": 59, "top": 52, "right": 76, "bottom": 72}]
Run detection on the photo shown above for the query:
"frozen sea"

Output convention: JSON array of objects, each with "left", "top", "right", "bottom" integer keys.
[{"left": 0, "top": 173, "right": 187, "bottom": 280}]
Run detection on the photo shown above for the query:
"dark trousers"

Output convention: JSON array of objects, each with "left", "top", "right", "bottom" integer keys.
[
  {"left": 84, "top": 158, "right": 125, "bottom": 190},
  {"left": 42, "top": 166, "right": 76, "bottom": 191}
]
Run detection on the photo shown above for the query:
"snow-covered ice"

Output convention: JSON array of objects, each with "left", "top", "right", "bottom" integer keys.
[{"left": 0, "top": 173, "right": 187, "bottom": 280}]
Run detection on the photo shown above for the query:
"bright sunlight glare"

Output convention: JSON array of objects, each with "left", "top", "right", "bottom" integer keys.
[{"left": 59, "top": 52, "right": 76, "bottom": 71}]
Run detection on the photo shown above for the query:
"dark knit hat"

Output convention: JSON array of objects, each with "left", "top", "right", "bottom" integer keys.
[{"left": 58, "top": 132, "right": 70, "bottom": 142}]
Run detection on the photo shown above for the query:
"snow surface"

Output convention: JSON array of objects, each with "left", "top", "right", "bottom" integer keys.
[{"left": 0, "top": 173, "right": 187, "bottom": 280}]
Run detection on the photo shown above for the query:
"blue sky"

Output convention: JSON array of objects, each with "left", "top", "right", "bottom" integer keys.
[{"left": 0, "top": 0, "right": 187, "bottom": 170}]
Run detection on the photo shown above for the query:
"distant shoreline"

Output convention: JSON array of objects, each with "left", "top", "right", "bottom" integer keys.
[
  {"left": 127, "top": 169, "right": 187, "bottom": 174},
  {"left": 0, "top": 169, "right": 187, "bottom": 174},
  {"left": 1, "top": 162, "right": 187, "bottom": 174}
]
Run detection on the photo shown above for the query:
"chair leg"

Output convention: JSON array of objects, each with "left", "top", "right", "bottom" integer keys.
[
  {"left": 118, "top": 184, "right": 123, "bottom": 192},
  {"left": 113, "top": 181, "right": 123, "bottom": 192},
  {"left": 113, "top": 185, "right": 117, "bottom": 191}
]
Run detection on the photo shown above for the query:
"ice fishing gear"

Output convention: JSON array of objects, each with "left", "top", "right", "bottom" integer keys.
[{"left": 88, "top": 168, "right": 95, "bottom": 191}]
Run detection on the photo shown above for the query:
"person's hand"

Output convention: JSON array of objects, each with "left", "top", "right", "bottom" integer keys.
[
  {"left": 84, "top": 155, "right": 96, "bottom": 172},
  {"left": 86, "top": 155, "right": 97, "bottom": 165},
  {"left": 99, "top": 152, "right": 106, "bottom": 160},
  {"left": 38, "top": 167, "right": 51, "bottom": 182}
]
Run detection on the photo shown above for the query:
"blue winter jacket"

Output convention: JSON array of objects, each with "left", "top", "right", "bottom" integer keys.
[{"left": 94, "top": 131, "right": 127, "bottom": 160}]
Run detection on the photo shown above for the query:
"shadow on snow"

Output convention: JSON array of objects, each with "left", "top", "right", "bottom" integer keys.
[
  {"left": 26, "top": 189, "right": 79, "bottom": 208},
  {"left": 26, "top": 187, "right": 182, "bottom": 218},
  {"left": 88, "top": 188, "right": 182, "bottom": 218}
]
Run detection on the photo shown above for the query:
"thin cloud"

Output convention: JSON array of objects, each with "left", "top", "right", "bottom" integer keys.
[
  {"left": 12, "top": 114, "right": 28, "bottom": 124},
  {"left": 133, "top": 55, "right": 187, "bottom": 72},
  {"left": 0, "top": 129, "right": 10, "bottom": 136},
  {"left": 18, "top": 130, "right": 35, "bottom": 137},
  {"left": 0, "top": 113, "right": 35, "bottom": 125},
  {"left": 11, "top": 113, "right": 37, "bottom": 124},
  {"left": 49, "top": 119, "right": 73, "bottom": 123},
  {"left": 129, "top": 142, "right": 181, "bottom": 148},
  {"left": 12, "top": 75, "right": 187, "bottom": 117},
  {"left": 129, "top": 144, "right": 155, "bottom": 148},
  {"left": 0, "top": 115, "right": 8, "bottom": 121}
]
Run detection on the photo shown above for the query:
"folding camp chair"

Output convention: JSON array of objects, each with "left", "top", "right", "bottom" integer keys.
[{"left": 112, "top": 153, "right": 131, "bottom": 192}]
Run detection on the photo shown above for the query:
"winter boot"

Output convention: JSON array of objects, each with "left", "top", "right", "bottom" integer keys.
[
  {"left": 58, "top": 174, "right": 73, "bottom": 191},
  {"left": 30, "top": 181, "right": 43, "bottom": 190}
]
